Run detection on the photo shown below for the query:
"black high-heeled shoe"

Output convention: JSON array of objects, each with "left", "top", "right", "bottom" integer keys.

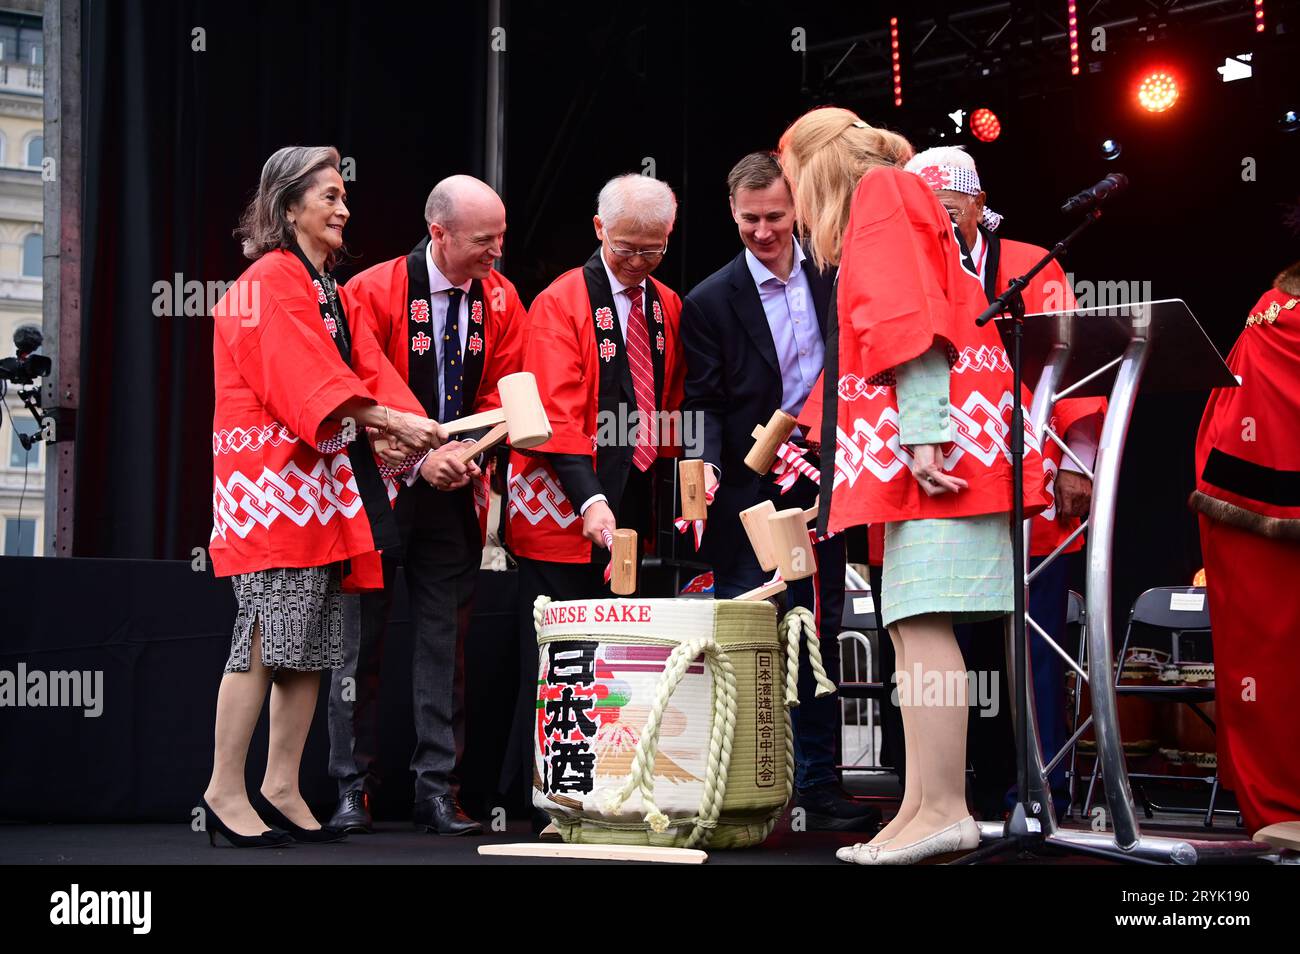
[
  {"left": 253, "top": 791, "right": 348, "bottom": 844},
  {"left": 200, "top": 798, "right": 293, "bottom": 848}
]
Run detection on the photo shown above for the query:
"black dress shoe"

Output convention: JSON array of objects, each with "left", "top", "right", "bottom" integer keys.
[
  {"left": 252, "top": 792, "right": 348, "bottom": 844},
  {"left": 413, "top": 795, "right": 483, "bottom": 836},
  {"left": 329, "top": 791, "right": 373, "bottom": 834},
  {"left": 795, "top": 783, "right": 883, "bottom": 833},
  {"left": 200, "top": 798, "right": 293, "bottom": 849}
]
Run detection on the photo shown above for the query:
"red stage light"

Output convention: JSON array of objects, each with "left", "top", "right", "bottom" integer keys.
[
  {"left": 970, "top": 108, "right": 1001, "bottom": 142},
  {"left": 1137, "top": 70, "right": 1179, "bottom": 113},
  {"left": 1255, "top": 0, "right": 1266, "bottom": 34},
  {"left": 890, "top": 17, "right": 902, "bottom": 107},
  {"left": 1067, "top": 1, "right": 1080, "bottom": 76}
]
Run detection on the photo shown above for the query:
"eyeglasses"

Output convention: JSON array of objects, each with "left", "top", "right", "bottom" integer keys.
[
  {"left": 606, "top": 239, "right": 668, "bottom": 262},
  {"left": 944, "top": 207, "right": 967, "bottom": 222}
]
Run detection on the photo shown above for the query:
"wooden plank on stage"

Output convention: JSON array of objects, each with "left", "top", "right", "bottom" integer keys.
[
  {"left": 1253, "top": 821, "right": 1300, "bottom": 852},
  {"left": 478, "top": 843, "right": 708, "bottom": 864}
]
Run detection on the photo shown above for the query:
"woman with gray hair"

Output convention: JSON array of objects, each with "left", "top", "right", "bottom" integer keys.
[{"left": 203, "top": 145, "right": 443, "bottom": 847}]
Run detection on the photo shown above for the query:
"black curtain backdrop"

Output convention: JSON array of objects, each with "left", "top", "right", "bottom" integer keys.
[
  {"left": 77, "top": 1, "right": 1300, "bottom": 627},
  {"left": 78, "top": 0, "right": 487, "bottom": 560}
]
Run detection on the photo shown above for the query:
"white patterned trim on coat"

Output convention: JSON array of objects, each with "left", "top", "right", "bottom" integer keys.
[
  {"left": 506, "top": 464, "right": 580, "bottom": 528},
  {"left": 212, "top": 455, "right": 363, "bottom": 541},
  {"left": 213, "top": 424, "right": 299, "bottom": 456},
  {"left": 831, "top": 389, "right": 1040, "bottom": 489},
  {"left": 951, "top": 345, "right": 1011, "bottom": 374}
]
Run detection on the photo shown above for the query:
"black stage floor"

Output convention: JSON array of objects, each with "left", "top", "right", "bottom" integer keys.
[{"left": 5, "top": 816, "right": 1243, "bottom": 865}]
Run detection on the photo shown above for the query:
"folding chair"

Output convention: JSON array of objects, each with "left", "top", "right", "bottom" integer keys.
[{"left": 1082, "top": 586, "right": 1230, "bottom": 828}]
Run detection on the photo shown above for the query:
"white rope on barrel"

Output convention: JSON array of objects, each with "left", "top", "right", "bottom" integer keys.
[
  {"left": 692, "top": 641, "right": 737, "bottom": 849},
  {"left": 601, "top": 636, "right": 738, "bottom": 848},
  {"left": 780, "top": 606, "right": 837, "bottom": 707},
  {"left": 533, "top": 594, "right": 553, "bottom": 635}
]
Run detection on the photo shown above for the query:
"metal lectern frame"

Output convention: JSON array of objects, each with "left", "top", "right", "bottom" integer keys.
[{"left": 969, "top": 299, "right": 1271, "bottom": 864}]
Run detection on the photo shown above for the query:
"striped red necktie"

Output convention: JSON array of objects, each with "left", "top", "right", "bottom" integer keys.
[{"left": 623, "top": 285, "right": 658, "bottom": 472}]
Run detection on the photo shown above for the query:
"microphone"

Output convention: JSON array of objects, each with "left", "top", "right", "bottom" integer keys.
[
  {"left": 1060, "top": 173, "right": 1129, "bottom": 215},
  {"left": 14, "top": 324, "right": 43, "bottom": 358}
]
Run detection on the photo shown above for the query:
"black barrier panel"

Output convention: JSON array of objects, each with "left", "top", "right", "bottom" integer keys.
[{"left": 0, "top": 557, "right": 518, "bottom": 823}]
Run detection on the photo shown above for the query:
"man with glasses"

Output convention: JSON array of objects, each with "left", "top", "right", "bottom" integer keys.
[
  {"left": 327, "top": 175, "right": 527, "bottom": 835},
  {"left": 501, "top": 173, "right": 685, "bottom": 827}
]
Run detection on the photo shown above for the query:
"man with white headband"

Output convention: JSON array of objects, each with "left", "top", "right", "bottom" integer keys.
[{"left": 905, "top": 145, "right": 1106, "bottom": 818}]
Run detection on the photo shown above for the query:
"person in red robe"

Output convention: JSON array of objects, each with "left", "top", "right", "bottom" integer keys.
[
  {"left": 205, "top": 146, "right": 442, "bottom": 847},
  {"left": 1190, "top": 261, "right": 1300, "bottom": 838},
  {"left": 501, "top": 173, "right": 685, "bottom": 825},
  {"left": 326, "top": 175, "right": 526, "bottom": 835},
  {"left": 905, "top": 145, "right": 1106, "bottom": 816},
  {"left": 780, "top": 107, "right": 1050, "bottom": 865}
]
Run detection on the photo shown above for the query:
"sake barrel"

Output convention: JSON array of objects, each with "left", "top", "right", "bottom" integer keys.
[{"left": 532, "top": 596, "right": 791, "bottom": 849}]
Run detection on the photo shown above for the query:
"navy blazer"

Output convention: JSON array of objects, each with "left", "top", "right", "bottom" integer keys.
[
  {"left": 680, "top": 247, "right": 833, "bottom": 568},
  {"left": 682, "top": 249, "right": 832, "bottom": 477}
]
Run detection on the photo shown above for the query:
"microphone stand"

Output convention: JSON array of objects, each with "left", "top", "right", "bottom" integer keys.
[{"left": 963, "top": 207, "right": 1111, "bottom": 860}]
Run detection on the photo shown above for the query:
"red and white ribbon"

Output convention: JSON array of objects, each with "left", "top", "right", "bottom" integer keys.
[
  {"left": 673, "top": 481, "right": 717, "bottom": 549},
  {"left": 771, "top": 441, "right": 821, "bottom": 494},
  {"left": 602, "top": 528, "right": 614, "bottom": 583}
]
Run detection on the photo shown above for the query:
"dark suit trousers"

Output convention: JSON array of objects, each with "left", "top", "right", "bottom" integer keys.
[{"left": 328, "top": 504, "right": 479, "bottom": 803}]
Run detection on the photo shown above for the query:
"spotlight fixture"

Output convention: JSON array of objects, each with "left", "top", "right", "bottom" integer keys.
[
  {"left": 1137, "top": 70, "right": 1179, "bottom": 113},
  {"left": 970, "top": 108, "right": 1001, "bottom": 142},
  {"left": 1281, "top": 109, "right": 1299, "bottom": 133},
  {"left": 1100, "top": 139, "right": 1123, "bottom": 160}
]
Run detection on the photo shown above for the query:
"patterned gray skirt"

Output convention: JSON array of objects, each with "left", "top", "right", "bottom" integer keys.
[{"left": 225, "top": 564, "right": 346, "bottom": 673}]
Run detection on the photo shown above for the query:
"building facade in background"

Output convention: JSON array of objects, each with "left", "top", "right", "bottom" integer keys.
[{"left": 0, "top": 3, "right": 44, "bottom": 555}]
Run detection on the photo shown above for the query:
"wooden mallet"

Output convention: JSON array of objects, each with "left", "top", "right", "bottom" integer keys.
[
  {"left": 745, "top": 409, "right": 797, "bottom": 475},
  {"left": 606, "top": 528, "right": 638, "bottom": 596},
  {"left": 769, "top": 508, "right": 818, "bottom": 581},
  {"left": 735, "top": 506, "right": 818, "bottom": 602},
  {"left": 739, "top": 500, "right": 778, "bottom": 572},
  {"left": 739, "top": 500, "right": 819, "bottom": 566},
  {"left": 733, "top": 504, "right": 811, "bottom": 600},
  {"left": 440, "top": 372, "right": 552, "bottom": 465},
  {"left": 679, "top": 459, "right": 708, "bottom": 521}
]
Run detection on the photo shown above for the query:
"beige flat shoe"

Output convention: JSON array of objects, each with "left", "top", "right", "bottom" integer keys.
[
  {"left": 867, "top": 815, "right": 980, "bottom": 865},
  {"left": 836, "top": 837, "right": 894, "bottom": 864}
]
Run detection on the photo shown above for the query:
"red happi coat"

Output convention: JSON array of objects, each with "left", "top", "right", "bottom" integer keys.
[
  {"left": 210, "top": 249, "right": 425, "bottom": 588},
  {"left": 995, "top": 238, "right": 1107, "bottom": 557},
  {"left": 343, "top": 239, "right": 527, "bottom": 545},
  {"left": 506, "top": 253, "right": 685, "bottom": 563},
  {"left": 823, "top": 166, "right": 1051, "bottom": 532},
  {"left": 1190, "top": 279, "right": 1300, "bottom": 832},
  {"left": 1193, "top": 285, "right": 1300, "bottom": 528}
]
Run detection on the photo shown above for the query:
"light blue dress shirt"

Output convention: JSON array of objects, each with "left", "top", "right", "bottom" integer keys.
[{"left": 744, "top": 242, "right": 824, "bottom": 416}]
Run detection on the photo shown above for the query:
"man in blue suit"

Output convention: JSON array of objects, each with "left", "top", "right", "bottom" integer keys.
[{"left": 681, "top": 152, "right": 878, "bottom": 832}]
